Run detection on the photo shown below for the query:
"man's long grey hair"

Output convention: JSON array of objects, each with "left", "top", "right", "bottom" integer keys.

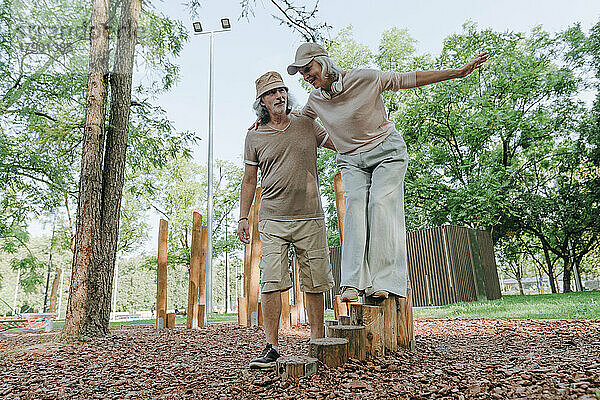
[
  {"left": 313, "top": 55, "right": 343, "bottom": 82},
  {"left": 252, "top": 90, "right": 296, "bottom": 125}
]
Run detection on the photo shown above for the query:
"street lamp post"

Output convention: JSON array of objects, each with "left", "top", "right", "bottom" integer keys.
[{"left": 193, "top": 18, "right": 231, "bottom": 321}]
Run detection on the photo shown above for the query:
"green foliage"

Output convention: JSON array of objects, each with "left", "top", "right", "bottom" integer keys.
[
  {"left": 310, "top": 22, "right": 599, "bottom": 288},
  {"left": 10, "top": 255, "right": 44, "bottom": 294},
  {"left": 0, "top": 0, "right": 195, "bottom": 257}
]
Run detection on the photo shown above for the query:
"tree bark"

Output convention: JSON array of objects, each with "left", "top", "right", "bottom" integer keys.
[
  {"left": 84, "top": 0, "right": 142, "bottom": 337},
  {"left": 63, "top": 0, "right": 110, "bottom": 339},
  {"left": 562, "top": 257, "right": 572, "bottom": 293},
  {"left": 542, "top": 244, "right": 557, "bottom": 293},
  {"left": 516, "top": 269, "right": 524, "bottom": 295}
]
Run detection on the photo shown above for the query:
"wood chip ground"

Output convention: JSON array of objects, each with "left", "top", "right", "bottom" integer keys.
[{"left": 1, "top": 319, "right": 599, "bottom": 399}]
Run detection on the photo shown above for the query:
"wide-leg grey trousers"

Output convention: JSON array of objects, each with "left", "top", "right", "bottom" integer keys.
[{"left": 336, "top": 132, "right": 408, "bottom": 297}]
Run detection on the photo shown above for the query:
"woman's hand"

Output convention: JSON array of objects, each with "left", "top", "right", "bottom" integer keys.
[
  {"left": 237, "top": 219, "right": 250, "bottom": 244},
  {"left": 458, "top": 52, "right": 489, "bottom": 78}
]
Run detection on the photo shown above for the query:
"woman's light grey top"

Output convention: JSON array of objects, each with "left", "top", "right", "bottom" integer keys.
[{"left": 301, "top": 68, "right": 417, "bottom": 155}]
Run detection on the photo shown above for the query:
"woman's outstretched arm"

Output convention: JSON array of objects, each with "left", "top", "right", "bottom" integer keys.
[{"left": 415, "top": 52, "right": 489, "bottom": 87}]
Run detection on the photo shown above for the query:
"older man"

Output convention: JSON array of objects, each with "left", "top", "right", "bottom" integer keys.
[{"left": 238, "top": 71, "right": 335, "bottom": 369}]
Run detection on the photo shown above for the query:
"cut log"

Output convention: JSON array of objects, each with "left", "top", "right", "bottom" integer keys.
[
  {"left": 258, "top": 302, "right": 263, "bottom": 327},
  {"left": 324, "top": 319, "right": 338, "bottom": 337},
  {"left": 406, "top": 284, "right": 415, "bottom": 350},
  {"left": 293, "top": 256, "right": 306, "bottom": 324},
  {"left": 237, "top": 297, "right": 248, "bottom": 326},
  {"left": 276, "top": 356, "right": 318, "bottom": 380},
  {"left": 333, "top": 295, "right": 345, "bottom": 319},
  {"left": 197, "top": 304, "right": 205, "bottom": 328},
  {"left": 333, "top": 296, "right": 361, "bottom": 319},
  {"left": 187, "top": 212, "right": 202, "bottom": 329},
  {"left": 247, "top": 189, "right": 262, "bottom": 326},
  {"left": 309, "top": 338, "right": 349, "bottom": 368},
  {"left": 338, "top": 315, "right": 350, "bottom": 325},
  {"left": 281, "top": 290, "right": 290, "bottom": 329},
  {"left": 290, "top": 304, "right": 299, "bottom": 326},
  {"left": 328, "top": 325, "right": 366, "bottom": 361},
  {"left": 156, "top": 219, "right": 168, "bottom": 330},
  {"left": 333, "top": 172, "right": 346, "bottom": 242},
  {"left": 349, "top": 304, "right": 384, "bottom": 358},
  {"left": 366, "top": 295, "right": 398, "bottom": 353},
  {"left": 166, "top": 312, "right": 176, "bottom": 329}
]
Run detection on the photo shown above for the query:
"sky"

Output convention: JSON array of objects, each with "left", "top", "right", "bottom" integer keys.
[{"left": 152, "top": 0, "right": 600, "bottom": 166}]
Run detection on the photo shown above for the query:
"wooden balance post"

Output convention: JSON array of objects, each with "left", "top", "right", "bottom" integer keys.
[
  {"left": 157, "top": 213, "right": 209, "bottom": 331},
  {"left": 187, "top": 212, "right": 207, "bottom": 329},
  {"left": 156, "top": 219, "right": 168, "bottom": 330}
]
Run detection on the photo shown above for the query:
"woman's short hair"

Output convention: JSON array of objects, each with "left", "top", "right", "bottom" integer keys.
[
  {"left": 252, "top": 90, "right": 296, "bottom": 125},
  {"left": 313, "top": 56, "right": 343, "bottom": 82}
]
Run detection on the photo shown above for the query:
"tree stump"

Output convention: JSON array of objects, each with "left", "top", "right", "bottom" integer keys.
[
  {"left": 276, "top": 356, "right": 318, "bottom": 380},
  {"left": 328, "top": 325, "right": 366, "bottom": 361},
  {"left": 166, "top": 312, "right": 176, "bottom": 329},
  {"left": 366, "top": 295, "right": 397, "bottom": 353},
  {"left": 324, "top": 319, "right": 338, "bottom": 337},
  {"left": 406, "top": 285, "right": 415, "bottom": 350},
  {"left": 237, "top": 297, "right": 247, "bottom": 326},
  {"left": 309, "top": 338, "right": 349, "bottom": 368},
  {"left": 197, "top": 304, "right": 205, "bottom": 328},
  {"left": 338, "top": 315, "right": 350, "bottom": 325},
  {"left": 349, "top": 304, "right": 384, "bottom": 358},
  {"left": 366, "top": 292, "right": 415, "bottom": 352}
]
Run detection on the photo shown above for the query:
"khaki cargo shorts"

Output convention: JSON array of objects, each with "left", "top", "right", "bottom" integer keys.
[{"left": 258, "top": 219, "right": 334, "bottom": 294}]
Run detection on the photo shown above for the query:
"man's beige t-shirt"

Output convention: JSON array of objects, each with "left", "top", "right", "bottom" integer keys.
[
  {"left": 244, "top": 114, "right": 329, "bottom": 221},
  {"left": 301, "top": 68, "right": 417, "bottom": 155}
]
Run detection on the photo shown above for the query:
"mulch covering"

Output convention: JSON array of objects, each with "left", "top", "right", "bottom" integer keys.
[{"left": 1, "top": 319, "right": 599, "bottom": 399}]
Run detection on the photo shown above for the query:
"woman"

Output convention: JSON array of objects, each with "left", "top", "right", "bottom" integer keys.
[{"left": 286, "top": 43, "right": 488, "bottom": 302}]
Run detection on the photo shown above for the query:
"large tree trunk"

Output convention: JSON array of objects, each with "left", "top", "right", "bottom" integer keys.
[
  {"left": 542, "top": 244, "right": 557, "bottom": 293},
  {"left": 83, "top": 0, "right": 142, "bottom": 337},
  {"left": 63, "top": 0, "right": 110, "bottom": 339}
]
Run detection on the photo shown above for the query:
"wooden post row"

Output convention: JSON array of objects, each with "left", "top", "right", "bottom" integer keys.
[{"left": 156, "top": 219, "right": 168, "bottom": 330}]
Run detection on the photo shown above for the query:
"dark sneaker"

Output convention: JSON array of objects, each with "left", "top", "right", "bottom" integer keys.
[{"left": 249, "top": 344, "right": 280, "bottom": 369}]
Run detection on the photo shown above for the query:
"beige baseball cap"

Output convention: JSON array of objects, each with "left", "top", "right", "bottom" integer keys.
[
  {"left": 287, "top": 42, "right": 328, "bottom": 75},
  {"left": 255, "top": 71, "right": 288, "bottom": 99}
]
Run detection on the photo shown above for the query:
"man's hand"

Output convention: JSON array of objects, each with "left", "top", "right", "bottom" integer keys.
[
  {"left": 248, "top": 118, "right": 260, "bottom": 130},
  {"left": 237, "top": 219, "right": 250, "bottom": 244}
]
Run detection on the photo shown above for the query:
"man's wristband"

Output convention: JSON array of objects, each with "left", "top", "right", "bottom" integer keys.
[{"left": 238, "top": 217, "right": 248, "bottom": 223}]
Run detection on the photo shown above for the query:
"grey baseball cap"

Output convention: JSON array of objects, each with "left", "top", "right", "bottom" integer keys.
[{"left": 287, "top": 43, "right": 329, "bottom": 75}]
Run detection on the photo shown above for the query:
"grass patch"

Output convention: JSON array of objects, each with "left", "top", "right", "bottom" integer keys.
[
  {"left": 12, "top": 292, "right": 599, "bottom": 334},
  {"left": 413, "top": 291, "right": 600, "bottom": 319}
]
